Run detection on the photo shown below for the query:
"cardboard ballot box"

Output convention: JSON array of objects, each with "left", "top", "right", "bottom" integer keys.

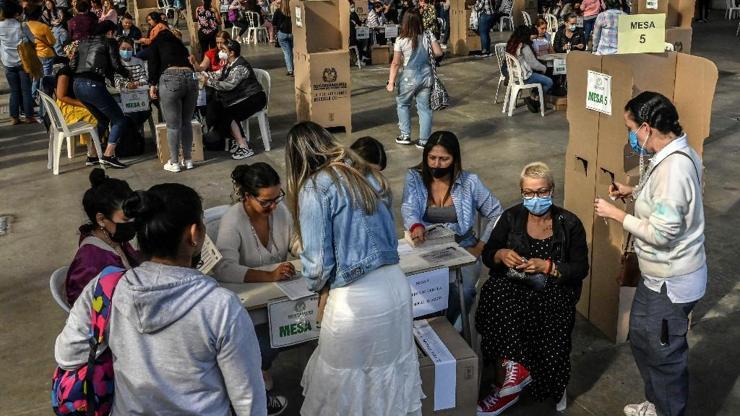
[
  {"left": 564, "top": 51, "right": 717, "bottom": 341},
  {"left": 371, "top": 45, "right": 392, "bottom": 66},
  {"left": 294, "top": 50, "right": 352, "bottom": 134},
  {"left": 415, "top": 317, "right": 479, "bottom": 415},
  {"left": 155, "top": 121, "right": 204, "bottom": 164}
]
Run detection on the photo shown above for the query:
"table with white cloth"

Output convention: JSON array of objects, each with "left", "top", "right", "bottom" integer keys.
[{"left": 221, "top": 239, "right": 478, "bottom": 344}]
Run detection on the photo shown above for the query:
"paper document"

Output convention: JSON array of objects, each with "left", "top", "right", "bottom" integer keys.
[
  {"left": 397, "top": 240, "right": 414, "bottom": 255},
  {"left": 275, "top": 275, "right": 313, "bottom": 300},
  {"left": 408, "top": 268, "right": 449, "bottom": 318},
  {"left": 197, "top": 235, "right": 222, "bottom": 275},
  {"left": 413, "top": 319, "right": 456, "bottom": 411}
]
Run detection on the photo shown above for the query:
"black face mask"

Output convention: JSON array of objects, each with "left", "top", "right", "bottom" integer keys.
[
  {"left": 110, "top": 221, "right": 137, "bottom": 243},
  {"left": 430, "top": 166, "right": 452, "bottom": 179}
]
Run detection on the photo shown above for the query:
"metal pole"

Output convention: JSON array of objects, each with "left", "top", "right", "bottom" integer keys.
[{"left": 457, "top": 267, "right": 472, "bottom": 344}]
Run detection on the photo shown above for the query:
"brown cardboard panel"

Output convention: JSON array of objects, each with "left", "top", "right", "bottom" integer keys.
[
  {"left": 673, "top": 52, "right": 718, "bottom": 155},
  {"left": 566, "top": 52, "right": 602, "bottom": 163},
  {"left": 135, "top": 0, "right": 158, "bottom": 9},
  {"left": 449, "top": 9, "right": 469, "bottom": 56},
  {"left": 294, "top": 51, "right": 352, "bottom": 133},
  {"left": 665, "top": 27, "right": 692, "bottom": 54},
  {"left": 466, "top": 34, "right": 481, "bottom": 52},
  {"left": 371, "top": 45, "right": 391, "bottom": 65},
  {"left": 667, "top": 0, "right": 695, "bottom": 27},
  {"left": 155, "top": 121, "right": 204, "bottom": 164},
  {"left": 594, "top": 57, "right": 636, "bottom": 172},
  {"left": 512, "top": 0, "right": 538, "bottom": 26},
  {"left": 450, "top": 0, "right": 466, "bottom": 11},
  {"left": 417, "top": 317, "right": 479, "bottom": 416},
  {"left": 632, "top": 0, "right": 669, "bottom": 15},
  {"left": 292, "top": 0, "right": 349, "bottom": 54}
]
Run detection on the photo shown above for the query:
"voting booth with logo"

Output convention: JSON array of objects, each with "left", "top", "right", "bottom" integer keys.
[
  {"left": 291, "top": 0, "right": 352, "bottom": 135},
  {"left": 564, "top": 51, "right": 717, "bottom": 341}
]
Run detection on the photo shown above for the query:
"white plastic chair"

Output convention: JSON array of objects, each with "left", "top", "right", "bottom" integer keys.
[
  {"left": 349, "top": 45, "right": 362, "bottom": 69},
  {"left": 245, "top": 11, "right": 268, "bottom": 44},
  {"left": 499, "top": 13, "right": 513, "bottom": 31},
  {"left": 502, "top": 52, "right": 545, "bottom": 117},
  {"left": 241, "top": 68, "right": 272, "bottom": 151},
  {"left": 50, "top": 266, "right": 71, "bottom": 313},
  {"left": 522, "top": 11, "right": 533, "bottom": 26},
  {"left": 158, "top": 0, "right": 177, "bottom": 24},
  {"left": 726, "top": 0, "right": 740, "bottom": 19},
  {"left": 205, "top": 204, "right": 230, "bottom": 241},
  {"left": 38, "top": 92, "right": 105, "bottom": 175},
  {"left": 544, "top": 13, "right": 559, "bottom": 36},
  {"left": 231, "top": 24, "right": 241, "bottom": 41},
  {"left": 493, "top": 43, "right": 508, "bottom": 104}
]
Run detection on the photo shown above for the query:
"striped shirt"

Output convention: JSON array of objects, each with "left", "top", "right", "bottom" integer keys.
[
  {"left": 114, "top": 57, "right": 148, "bottom": 90},
  {"left": 475, "top": 0, "right": 495, "bottom": 15},
  {"left": 593, "top": 9, "right": 624, "bottom": 55}
]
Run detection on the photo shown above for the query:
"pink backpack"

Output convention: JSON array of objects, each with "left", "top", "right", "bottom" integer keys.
[{"left": 51, "top": 266, "right": 126, "bottom": 416}]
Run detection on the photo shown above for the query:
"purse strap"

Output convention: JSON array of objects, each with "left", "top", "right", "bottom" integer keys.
[{"left": 424, "top": 31, "right": 438, "bottom": 79}]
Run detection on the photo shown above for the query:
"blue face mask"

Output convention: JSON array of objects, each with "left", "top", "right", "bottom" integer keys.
[
  {"left": 523, "top": 195, "right": 552, "bottom": 216},
  {"left": 119, "top": 49, "right": 133, "bottom": 60},
  {"left": 628, "top": 125, "right": 651, "bottom": 155}
]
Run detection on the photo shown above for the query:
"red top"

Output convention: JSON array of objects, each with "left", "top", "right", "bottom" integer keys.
[{"left": 205, "top": 48, "right": 225, "bottom": 72}]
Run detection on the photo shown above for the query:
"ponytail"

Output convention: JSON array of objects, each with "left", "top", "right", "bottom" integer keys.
[{"left": 625, "top": 91, "right": 683, "bottom": 136}]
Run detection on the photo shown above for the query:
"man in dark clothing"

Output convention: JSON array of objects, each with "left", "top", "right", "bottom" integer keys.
[{"left": 68, "top": 0, "right": 98, "bottom": 41}]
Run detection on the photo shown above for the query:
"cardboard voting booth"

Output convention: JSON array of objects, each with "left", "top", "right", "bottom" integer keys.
[
  {"left": 291, "top": 0, "right": 352, "bottom": 135},
  {"left": 371, "top": 45, "right": 392, "bottom": 65},
  {"left": 134, "top": 0, "right": 158, "bottom": 26},
  {"left": 155, "top": 121, "right": 205, "bottom": 164},
  {"left": 415, "top": 317, "right": 479, "bottom": 415},
  {"left": 632, "top": 0, "right": 695, "bottom": 53},
  {"left": 564, "top": 51, "right": 717, "bottom": 341}
]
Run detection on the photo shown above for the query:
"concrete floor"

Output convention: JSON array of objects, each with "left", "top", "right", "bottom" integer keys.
[{"left": 1, "top": 15, "right": 739, "bottom": 416}]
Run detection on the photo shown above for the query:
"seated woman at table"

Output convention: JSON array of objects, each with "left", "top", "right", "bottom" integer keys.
[
  {"left": 213, "top": 162, "right": 293, "bottom": 415},
  {"left": 474, "top": 162, "right": 588, "bottom": 415},
  {"left": 114, "top": 37, "right": 152, "bottom": 134},
  {"left": 350, "top": 136, "right": 387, "bottom": 171},
  {"left": 65, "top": 168, "right": 141, "bottom": 305},
  {"left": 553, "top": 13, "right": 586, "bottom": 53},
  {"left": 506, "top": 25, "right": 553, "bottom": 113},
  {"left": 531, "top": 17, "right": 553, "bottom": 57},
  {"left": 402, "top": 131, "right": 502, "bottom": 329}
]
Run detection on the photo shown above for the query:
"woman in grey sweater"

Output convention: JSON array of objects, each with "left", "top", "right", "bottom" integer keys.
[{"left": 55, "top": 183, "right": 266, "bottom": 415}]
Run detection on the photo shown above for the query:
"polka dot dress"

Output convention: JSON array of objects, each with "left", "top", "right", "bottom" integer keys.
[{"left": 475, "top": 235, "right": 578, "bottom": 401}]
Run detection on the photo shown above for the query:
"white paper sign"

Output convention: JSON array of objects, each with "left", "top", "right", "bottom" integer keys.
[
  {"left": 268, "top": 295, "right": 320, "bottom": 348},
  {"left": 356, "top": 26, "right": 370, "bottom": 40},
  {"left": 119, "top": 88, "right": 149, "bottom": 113},
  {"left": 197, "top": 235, "right": 222, "bottom": 275},
  {"left": 576, "top": 16, "right": 584, "bottom": 27},
  {"left": 646, "top": 0, "right": 658, "bottom": 9},
  {"left": 413, "top": 320, "right": 456, "bottom": 411},
  {"left": 275, "top": 275, "right": 313, "bottom": 301},
  {"left": 295, "top": 6, "right": 303, "bottom": 27},
  {"left": 409, "top": 268, "right": 449, "bottom": 318},
  {"left": 586, "top": 70, "right": 612, "bottom": 115},
  {"left": 553, "top": 58, "right": 567, "bottom": 75},
  {"left": 384, "top": 24, "right": 399, "bottom": 38},
  {"left": 197, "top": 88, "right": 207, "bottom": 106},
  {"left": 219, "top": 3, "right": 228, "bottom": 12}
]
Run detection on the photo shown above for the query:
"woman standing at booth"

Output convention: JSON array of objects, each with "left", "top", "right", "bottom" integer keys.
[
  {"left": 286, "top": 121, "right": 423, "bottom": 416},
  {"left": 595, "top": 91, "right": 706, "bottom": 416}
]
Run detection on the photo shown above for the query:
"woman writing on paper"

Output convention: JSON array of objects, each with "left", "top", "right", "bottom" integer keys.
[{"left": 213, "top": 162, "right": 293, "bottom": 415}]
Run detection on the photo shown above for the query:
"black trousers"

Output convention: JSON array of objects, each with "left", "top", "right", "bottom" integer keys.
[{"left": 208, "top": 91, "right": 267, "bottom": 141}]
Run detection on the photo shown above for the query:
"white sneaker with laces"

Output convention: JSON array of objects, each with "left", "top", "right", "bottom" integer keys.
[
  {"left": 623, "top": 401, "right": 657, "bottom": 416},
  {"left": 163, "top": 161, "right": 181, "bottom": 173},
  {"left": 232, "top": 146, "right": 255, "bottom": 160},
  {"left": 182, "top": 159, "right": 194, "bottom": 170}
]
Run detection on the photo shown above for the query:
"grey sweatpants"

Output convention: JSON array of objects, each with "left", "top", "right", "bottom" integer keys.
[
  {"left": 629, "top": 279, "right": 698, "bottom": 416},
  {"left": 158, "top": 69, "right": 198, "bottom": 163}
]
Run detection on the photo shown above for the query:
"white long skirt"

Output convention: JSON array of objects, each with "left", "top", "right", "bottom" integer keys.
[{"left": 300, "top": 264, "right": 424, "bottom": 416}]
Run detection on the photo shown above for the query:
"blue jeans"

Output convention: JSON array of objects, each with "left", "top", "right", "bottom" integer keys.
[
  {"left": 478, "top": 12, "right": 494, "bottom": 54},
  {"left": 4, "top": 66, "right": 34, "bottom": 119},
  {"left": 52, "top": 26, "right": 68, "bottom": 56},
  {"left": 526, "top": 72, "right": 553, "bottom": 94},
  {"left": 396, "top": 68, "right": 432, "bottom": 142},
  {"left": 74, "top": 77, "right": 128, "bottom": 146},
  {"left": 277, "top": 31, "right": 293, "bottom": 73},
  {"left": 629, "top": 279, "right": 698, "bottom": 416},
  {"left": 158, "top": 69, "right": 198, "bottom": 162},
  {"left": 583, "top": 17, "right": 596, "bottom": 47}
]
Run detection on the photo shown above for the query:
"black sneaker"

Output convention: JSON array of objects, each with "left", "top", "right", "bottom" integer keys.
[
  {"left": 395, "top": 135, "right": 412, "bottom": 145},
  {"left": 101, "top": 155, "right": 127, "bottom": 169},
  {"left": 266, "top": 390, "right": 288, "bottom": 416},
  {"left": 524, "top": 97, "right": 540, "bottom": 113},
  {"left": 231, "top": 146, "right": 255, "bottom": 160},
  {"left": 85, "top": 156, "right": 100, "bottom": 166}
]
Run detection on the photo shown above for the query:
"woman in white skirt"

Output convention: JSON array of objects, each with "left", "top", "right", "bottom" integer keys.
[{"left": 285, "top": 121, "right": 424, "bottom": 416}]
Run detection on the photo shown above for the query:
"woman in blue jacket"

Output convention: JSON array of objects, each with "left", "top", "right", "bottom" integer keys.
[
  {"left": 401, "top": 131, "right": 503, "bottom": 329},
  {"left": 285, "top": 121, "right": 423, "bottom": 416}
]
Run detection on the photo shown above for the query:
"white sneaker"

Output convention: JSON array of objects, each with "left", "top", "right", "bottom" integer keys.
[
  {"left": 163, "top": 161, "right": 181, "bottom": 173},
  {"left": 182, "top": 159, "right": 194, "bottom": 170},
  {"left": 556, "top": 390, "right": 567, "bottom": 412},
  {"left": 624, "top": 401, "right": 657, "bottom": 416},
  {"left": 232, "top": 146, "right": 255, "bottom": 160}
]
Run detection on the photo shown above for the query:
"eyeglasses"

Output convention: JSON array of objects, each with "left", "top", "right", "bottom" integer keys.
[
  {"left": 252, "top": 190, "right": 285, "bottom": 208},
  {"left": 521, "top": 188, "right": 552, "bottom": 199}
]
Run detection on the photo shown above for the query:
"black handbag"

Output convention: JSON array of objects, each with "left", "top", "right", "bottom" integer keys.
[{"left": 505, "top": 267, "right": 548, "bottom": 291}]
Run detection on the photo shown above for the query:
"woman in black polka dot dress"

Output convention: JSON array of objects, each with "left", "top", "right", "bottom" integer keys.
[{"left": 475, "top": 162, "right": 589, "bottom": 415}]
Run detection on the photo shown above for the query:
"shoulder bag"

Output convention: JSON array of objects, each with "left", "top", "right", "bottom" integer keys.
[
  {"left": 424, "top": 31, "right": 449, "bottom": 111},
  {"left": 18, "top": 22, "right": 43, "bottom": 79}
]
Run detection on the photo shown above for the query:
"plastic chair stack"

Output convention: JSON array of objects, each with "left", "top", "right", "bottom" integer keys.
[{"left": 245, "top": 11, "right": 269, "bottom": 44}]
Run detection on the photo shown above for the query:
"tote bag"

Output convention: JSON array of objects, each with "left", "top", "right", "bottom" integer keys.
[{"left": 18, "top": 23, "right": 42, "bottom": 79}]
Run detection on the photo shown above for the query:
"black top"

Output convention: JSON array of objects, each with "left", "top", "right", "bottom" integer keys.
[
  {"left": 55, "top": 65, "right": 76, "bottom": 99},
  {"left": 146, "top": 30, "right": 193, "bottom": 85},
  {"left": 482, "top": 203, "right": 589, "bottom": 291},
  {"left": 273, "top": 10, "right": 292, "bottom": 34},
  {"left": 553, "top": 27, "right": 586, "bottom": 53}
]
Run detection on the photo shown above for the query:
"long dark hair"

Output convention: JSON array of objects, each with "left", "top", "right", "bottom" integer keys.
[
  {"left": 399, "top": 9, "right": 423, "bottom": 50},
  {"left": 624, "top": 91, "right": 683, "bottom": 136},
  {"left": 350, "top": 136, "right": 387, "bottom": 171},
  {"left": 147, "top": 10, "right": 164, "bottom": 24},
  {"left": 506, "top": 25, "right": 533, "bottom": 55},
  {"left": 81, "top": 168, "right": 134, "bottom": 234},
  {"left": 415, "top": 131, "right": 463, "bottom": 202},
  {"left": 231, "top": 163, "right": 281, "bottom": 200},
  {"left": 123, "top": 183, "right": 203, "bottom": 260}
]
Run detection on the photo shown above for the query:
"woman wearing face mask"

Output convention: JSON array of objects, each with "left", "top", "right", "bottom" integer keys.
[
  {"left": 190, "top": 30, "right": 231, "bottom": 72},
  {"left": 553, "top": 13, "right": 586, "bottom": 53},
  {"left": 55, "top": 182, "right": 266, "bottom": 415},
  {"left": 594, "top": 92, "right": 705, "bottom": 416},
  {"left": 475, "top": 162, "right": 588, "bottom": 416},
  {"left": 65, "top": 168, "right": 141, "bottom": 305},
  {"left": 401, "top": 131, "right": 502, "bottom": 330},
  {"left": 199, "top": 39, "right": 265, "bottom": 160},
  {"left": 114, "top": 37, "right": 152, "bottom": 133}
]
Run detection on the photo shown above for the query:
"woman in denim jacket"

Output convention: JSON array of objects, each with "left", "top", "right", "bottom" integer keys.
[
  {"left": 286, "top": 122, "right": 424, "bottom": 416},
  {"left": 401, "top": 131, "right": 503, "bottom": 329}
]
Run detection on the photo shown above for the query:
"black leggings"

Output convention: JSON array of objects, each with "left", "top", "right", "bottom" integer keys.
[
  {"left": 198, "top": 31, "right": 217, "bottom": 51},
  {"left": 208, "top": 91, "right": 267, "bottom": 140}
]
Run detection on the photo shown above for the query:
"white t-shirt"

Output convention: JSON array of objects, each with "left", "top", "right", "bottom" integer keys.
[{"left": 394, "top": 33, "right": 436, "bottom": 67}]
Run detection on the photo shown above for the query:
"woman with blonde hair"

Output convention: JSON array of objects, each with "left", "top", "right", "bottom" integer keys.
[{"left": 285, "top": 121, "right": 423, "bottom": 416}]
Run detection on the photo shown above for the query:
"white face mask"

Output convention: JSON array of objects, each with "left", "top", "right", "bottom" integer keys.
[{"left": 218, "top": 50, "right": 228, "bottom": 61}]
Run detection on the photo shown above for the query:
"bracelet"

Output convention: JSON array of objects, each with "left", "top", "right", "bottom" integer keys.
[{"left": 409, "top": 223, "right": 425, "bottom": 234}]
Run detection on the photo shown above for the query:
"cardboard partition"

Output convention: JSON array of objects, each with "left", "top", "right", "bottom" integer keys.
[
  {"left": 632, "top": 0, "right": 669, "bottom": 15},
  {"left": 665, "top": 27, "right": 692, "bottom": 54},
  {"left": 294, "top": 50, "right": 352, "bottom": 134},
  {"left": 632, "top": 0, "right": 694, "bottom": 29},
  {"left": 155, "top": 121, "right": 204, "bottom": 164},
  {"left": 135, "top": 7, "right": 159, "bottom": 26},
  {"left": 466, "top": 33, "right": 481, "bottom": 53},
  {"left": 371, "top": 45, "right": 391, "bottom": 65},
  {"left": 673, "top": 53, "right": 718, "bottom": 155},
  {"left": 566, "top": 52, "right": 602, "bottom": 163},
  {"left": 448, "top": 8, "right": 469, "bottom": 56},
  {"left": 417, "top": 317, "right": 479, "bottom": 416},
  {"left": 291, "top": 0, "right": 350, "bottom": 54}
]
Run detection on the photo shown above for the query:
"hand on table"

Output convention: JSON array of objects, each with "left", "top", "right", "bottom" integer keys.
[{"left": 270, "top": 262, "right": 296, "bottom": 281}]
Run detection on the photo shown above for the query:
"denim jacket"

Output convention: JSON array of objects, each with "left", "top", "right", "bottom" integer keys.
[
  {"left": 401, "top": 169, "right": 503, "bottom": 248},
  {"left": 298, "top": 168, "right": 400, "bottom": 292}
]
